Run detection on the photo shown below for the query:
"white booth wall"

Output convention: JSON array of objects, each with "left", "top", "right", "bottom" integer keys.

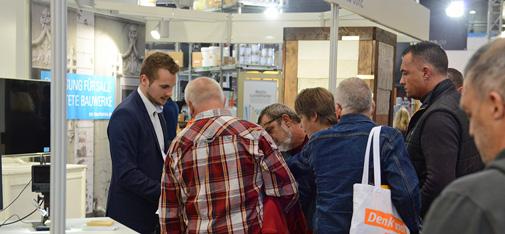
[
  {"left": 0, "top": 0, "right": 30, "bottom": 80},
  {"left": 297, "top": 40, "right": 360, "bottom": 92},
  {"left": 11, "top": 2, "right": 146, "bottom": 215},
  {"left": 446, "top": 36, "right": 488, "bottom": 73}
]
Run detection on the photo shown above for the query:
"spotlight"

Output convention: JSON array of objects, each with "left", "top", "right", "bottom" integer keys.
[
  {"left": 446, "top": 1, "right": 465, "bottom": 18},
  {"left": 150, "top": 28, "right": 160, "bottom": 40},
  {"left": 150, "top": 20, "right": 170, "bottom": 40},
  {"left": 264, "top": 6, "right": 280, "bottom": 20}
]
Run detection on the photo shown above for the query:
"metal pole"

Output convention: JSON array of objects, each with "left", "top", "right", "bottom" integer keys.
[
  {"left": 487, "top": 0, "right": 493, "bottom": 40},
  {"left": 486, "top": 0, "right": 504, "bottom": 40},
  {"left": 329, "top": 3, "right": 339, "bottom": 96},
  {"left": 219, "top": 43, "right": 224, "bottom": 86},
  {"left": 219, "top": 0, "right": 225, "bottom": 86},
  {"left": 50, "top": 0, "right": 67, "bottom": 232},
  {"left": 174, "top": 42, "right": 180, "bottom": 100},
  {"left": 189, "top": 43, "right": 193, "bottom": 81}
]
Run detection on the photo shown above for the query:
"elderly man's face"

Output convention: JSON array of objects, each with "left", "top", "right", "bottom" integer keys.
[
  {"left": 460, "top": 83, "right": 498, "bottom": 164},
  {"left": 260, "top": 115, "right": 292, "bottom": 152}
]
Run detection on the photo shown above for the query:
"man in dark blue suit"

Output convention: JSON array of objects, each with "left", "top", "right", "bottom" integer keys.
[
  {"left": 107, "top": 52, "right": 179, "bottom": 233},
  {"left": 163, "top": 98, "right": 179, "bottom": 141}
]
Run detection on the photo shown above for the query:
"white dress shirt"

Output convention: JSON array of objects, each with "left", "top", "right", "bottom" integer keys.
[{"left": 137, "top": 87, "right": 166, "bottom": 160}]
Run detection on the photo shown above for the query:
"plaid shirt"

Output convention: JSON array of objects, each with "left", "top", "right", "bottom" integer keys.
[{"left": 160, "top": 109, "right": 298, "bottom": 233}]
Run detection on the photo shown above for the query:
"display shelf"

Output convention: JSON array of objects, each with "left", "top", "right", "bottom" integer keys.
[
  {"left": 179, "top": 70, "right": 200, "bottom": 76},
  {"left": 238, "top": 64, "right": 279, "bottom": 71},
  {"left": 191, "top": 64, "right": 279, "bottom": 73},
  {"left": 193, "top": 64, "right": 237, "bottom": 72}
]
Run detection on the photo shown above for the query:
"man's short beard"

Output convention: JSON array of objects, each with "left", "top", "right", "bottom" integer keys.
[{"left": 277, "top": 123, "right": 293, "bottom": 152}]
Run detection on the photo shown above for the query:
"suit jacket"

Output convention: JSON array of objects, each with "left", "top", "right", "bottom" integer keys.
[
  {"left": 162, "top": 98, "right": 179, "bottom": 141},
  {"left": 106, "top": 90, "right": 167, "bottom": 233}
]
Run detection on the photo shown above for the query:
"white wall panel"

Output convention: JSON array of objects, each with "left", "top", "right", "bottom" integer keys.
[{"left": 0, "top": 0, "right": 29, "bottom": 79}]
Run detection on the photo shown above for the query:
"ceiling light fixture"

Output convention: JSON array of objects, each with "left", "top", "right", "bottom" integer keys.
[
  {"left": 469, "top": 10, "right": 476, "bottom": 15},
  {"left": 138, "top": 0, "right": 156, "bottom": 7},
  {"left": 150, "top": 20, "right": 170, "bottom": 40},
  {"left": 151, "top": 28, "right": 160, "bottom": 40},
  {"left": 264, "top": 6, "right": 280, "bottom": 20},
  {"left": 446, "top": 1, "right": 465, "bottom": 18}
]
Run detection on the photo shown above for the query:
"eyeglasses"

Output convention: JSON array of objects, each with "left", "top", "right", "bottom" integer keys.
[
  {"left": 261, "top": 116, "right": 283, "bottom": 134},
  {"left": 262, "top": 116, "right": 282, "bottom": 126}
]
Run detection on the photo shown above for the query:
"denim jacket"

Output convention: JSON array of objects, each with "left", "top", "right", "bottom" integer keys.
[{"left": 289, "top": 114, "right": 421, "bottom": 234}]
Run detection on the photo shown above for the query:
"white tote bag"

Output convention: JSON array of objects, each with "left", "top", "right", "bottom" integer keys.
[{"left": 349, "top": 126, "right": 410, "bottom": 234}]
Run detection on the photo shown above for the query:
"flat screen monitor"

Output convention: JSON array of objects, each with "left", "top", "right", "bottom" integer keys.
[{"left": 0, "top": 78, "right": 50, "bottom": 155}]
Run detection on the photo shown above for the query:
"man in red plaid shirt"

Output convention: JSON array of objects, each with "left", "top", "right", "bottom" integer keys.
[{"left": 159, "top": 77, "right": 299, "bottom": 233}]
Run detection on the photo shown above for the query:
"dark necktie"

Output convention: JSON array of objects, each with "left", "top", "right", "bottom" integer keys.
[{"left": 158, "top": 113, "right": 168, "bottom": 152}]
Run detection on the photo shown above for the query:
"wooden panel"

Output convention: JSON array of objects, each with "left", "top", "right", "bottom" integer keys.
[
  {"left": 283, "top": 41, "right": 299, "bottom": 109},
  {"left": 282, "top": 26, "right": 396, "bottom": 124},
  {"left": 339, "top": 27, "right": 374, "bottom": 40},
  {"left": 358, "top": 40, "right": 374, "bottom": 75},
  {"left": 374, "top": 27, "right": 397, "bottom": 46},
  {"left": 375, "top": 115, "right": 390, "bottom": 126},
  {"left": 284, "top": 27, "right": 375, "bottom": 41},
  {"left": 284, "top": 27, "right": 330, "bottom": 41}
]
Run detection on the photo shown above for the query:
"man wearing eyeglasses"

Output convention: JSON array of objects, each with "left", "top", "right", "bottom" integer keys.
[
  {"left": 258, "top": 103, "right": 314, "bottom": 230},
  {"left": 258, "top": 103, "right": 308, "bottom": 158}
]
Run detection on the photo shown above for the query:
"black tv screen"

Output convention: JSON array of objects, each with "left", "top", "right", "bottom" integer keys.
[{"left": 0, "top": 78, "right": 50, "bottom": 155}]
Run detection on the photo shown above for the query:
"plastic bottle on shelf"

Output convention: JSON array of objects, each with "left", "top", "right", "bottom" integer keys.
[
  {"left": 243, "top": 45, "right": 252, "bottom": 65},
  {"left": 201, "top": 47, "right": 212, "bottom": 67},
  {"left": 209, "top": 46, "right": 220, "bottom": 66},
  {"left": 269, "top": 48, "right": 276, "bottom": 66}
]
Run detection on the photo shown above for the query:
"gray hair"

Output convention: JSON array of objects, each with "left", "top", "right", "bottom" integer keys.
[
  {"left": 258, "top": 103, "right": 300, "bottom": 124},
  {"left": 335, "top": 77, "right": 372, "bottom": 114},
  {"left": 184, "top": 77, "right": 225, "bottom": 107},
  {"left": 464, "top": 38, "right": 505, "bottom": 100}
]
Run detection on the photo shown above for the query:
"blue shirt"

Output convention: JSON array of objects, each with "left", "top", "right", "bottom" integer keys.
[{"left": 290, "top": 114, "right": 421, "bottom": 234}]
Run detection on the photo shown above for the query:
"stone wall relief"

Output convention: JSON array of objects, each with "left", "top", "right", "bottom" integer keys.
[
  {"left": 121, "top": 25, "right": 142, "bottom": 78},
  {"left": 32, "top": 7, "right": 51, "bottom": 69}
]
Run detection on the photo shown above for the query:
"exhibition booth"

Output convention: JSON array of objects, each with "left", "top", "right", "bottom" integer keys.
[{"left": 0, "top": 0, "right": 428, "bottom": 232}]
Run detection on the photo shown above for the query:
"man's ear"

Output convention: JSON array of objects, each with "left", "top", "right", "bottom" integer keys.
[
  {"left": 140, "top": 74, "right": 149, "bottom": 87},
  {"left": 309, "top": 112, "right": 318, "bottom": 123},
  {"left": 490, "top": 91, "right": 505, "bottom": 120},
  {"left": 422, "top": 66, "right": 432, "bottom": 80},
  {"left": 187, "top": 100, "right": 195, "bottom": 117},
  {"left": 281, "top": 114, "right": 291, "bottom": 126},
  {"left": 370, "top": 101, "right": 376, "bottom": 117}
]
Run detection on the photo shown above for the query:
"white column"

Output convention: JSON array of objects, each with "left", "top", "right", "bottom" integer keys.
[
  {"left": 329, "top": 3, "right": 339, "bottom": 96},
  {"left": 50, "top": 0, "right": 67, "bottom": 232}
]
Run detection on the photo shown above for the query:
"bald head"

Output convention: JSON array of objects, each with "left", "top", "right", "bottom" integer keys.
[{"left": 184, "top": 77, "right": 225, "bottom": 115}]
